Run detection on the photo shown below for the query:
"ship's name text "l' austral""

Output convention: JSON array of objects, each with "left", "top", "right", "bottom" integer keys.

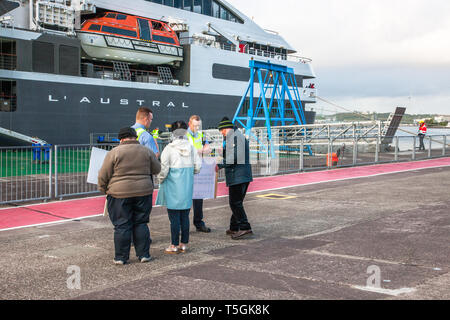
[{"left": 48, "top": 95, "right": 190, "bottom": 109}]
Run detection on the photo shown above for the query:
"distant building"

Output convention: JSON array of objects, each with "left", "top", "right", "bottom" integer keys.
[{"left": 434, "top": 115, "right": 450, "bottom": 123}]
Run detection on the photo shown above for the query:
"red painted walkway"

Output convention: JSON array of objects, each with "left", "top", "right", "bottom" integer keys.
[{"left": 2, "top": 158, "right": 450, "bottom": 231}]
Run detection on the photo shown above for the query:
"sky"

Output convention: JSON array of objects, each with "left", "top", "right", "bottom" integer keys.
[{"left": 226, "top": 0, "right": 450, "bottom": 115}]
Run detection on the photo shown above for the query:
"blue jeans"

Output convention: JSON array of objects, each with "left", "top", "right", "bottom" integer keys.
[
  {"left": 107, "top": 195, "right": 152, "bottom": 262},
  {"left": 168, "top": 209, "right": 190, "bottom": 246}
]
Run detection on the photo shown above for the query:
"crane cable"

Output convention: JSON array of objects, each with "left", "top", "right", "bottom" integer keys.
[{"left": 315, "top": 96, "right": 374, "bottom": 121}]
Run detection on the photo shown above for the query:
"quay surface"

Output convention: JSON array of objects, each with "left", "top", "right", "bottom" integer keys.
[{"left": 0, "top": 158, "right": 449, "bottom": 300}]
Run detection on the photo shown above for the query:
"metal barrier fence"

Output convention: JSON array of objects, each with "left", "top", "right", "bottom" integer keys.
[
  {"left": 0, "top": 145, "right": 52, "bottom": 204},
  {"left": 1, "top": 135, "right": 449, "bottom": 205}
]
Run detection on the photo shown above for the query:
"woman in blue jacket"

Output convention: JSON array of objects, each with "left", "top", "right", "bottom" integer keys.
[{"left": 156, "top": 121, "right": 202, "bottom": 254}]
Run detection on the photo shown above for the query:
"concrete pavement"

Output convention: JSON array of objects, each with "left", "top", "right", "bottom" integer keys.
[{"left": 0, "top": 165, "right": 449, "bottom": 300}]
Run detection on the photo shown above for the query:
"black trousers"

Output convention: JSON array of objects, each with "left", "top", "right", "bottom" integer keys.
[
  {"left": 418, "top": 134, "right": 426, "bottom": 150},
  {"left": 192, "top": 199, "right": 205, "bottom": 228},
  {"left": 107, "top": 195, "right": 152, "bottom": 262},
  {"left": 228, "top": 182, "right": 251, "bottom": 231}
]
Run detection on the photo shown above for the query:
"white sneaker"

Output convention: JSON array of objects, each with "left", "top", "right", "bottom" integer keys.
[
  {"left": 140, "top": 256, "right": 152, "bottom": 263},
  {"left": 113, "top": 259, "right": 126, "bottom": 265},
  {"left": 165, "top": 245, "right": 179, "bottom": 254}
]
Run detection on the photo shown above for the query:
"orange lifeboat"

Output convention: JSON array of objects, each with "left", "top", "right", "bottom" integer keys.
[{"left": 77, "top": 12, "right": 183, "bottom": 65}]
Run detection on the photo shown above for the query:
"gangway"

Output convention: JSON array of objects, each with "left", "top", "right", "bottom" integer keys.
[
  {"left": 0, "top": 127, "right": 48, "bottom": 146},
  {"left": 232, "top": 59, "right": 312, "bottom": 158},
  {"left": 381, "top": 107, "right": 406, "bottom": 144}
]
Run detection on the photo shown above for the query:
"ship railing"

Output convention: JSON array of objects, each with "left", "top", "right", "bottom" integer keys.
[
  {"left": 180, "top": 37, "right": 312, "bottom": 64},
  {"left": 80, "top": 63, "right": 166, "bottom": 85},
  {"left": 2, "top": 133, "right": 450, "bottom": 204},
  {"left": 0, "top": 52, "right": 17, "bottom": 70}
]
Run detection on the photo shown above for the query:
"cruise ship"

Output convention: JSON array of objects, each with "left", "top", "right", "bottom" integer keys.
[{"left": 0, "top": 0, "right": 317, "bottom": 145}]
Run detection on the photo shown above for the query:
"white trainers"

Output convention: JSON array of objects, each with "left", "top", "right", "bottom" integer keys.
[
  {"left": 113, "top": 259, "right": 126, "bottom": 265},
  {"left": 178, "top": 244, "right": 187, "bottom": 253},
  {"left": 165, "top": 245, "right": 179, "bottom": 254}
]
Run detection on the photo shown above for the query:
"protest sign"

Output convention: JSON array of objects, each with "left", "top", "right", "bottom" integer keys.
[
  {"left": 87, "top": 147, "right": 109, "bottom": 185},
  {"left": 193, "top": 157, "right": 217, "bottom": 200}
]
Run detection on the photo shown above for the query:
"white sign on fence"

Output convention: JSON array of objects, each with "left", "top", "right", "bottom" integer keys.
[
  {"left": 87, "top": 147, "right": 109, "bottom": 185},
  {"left": 193, "top": 157, "right": 217, "bottom": 200}
]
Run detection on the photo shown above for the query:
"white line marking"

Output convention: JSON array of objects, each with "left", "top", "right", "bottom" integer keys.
[
  {"left": 0, "top": 195, "right": 105, "bottom": 211},
  {"left": 0, "top": 214, "right": 104, "bottom": 232},
  {"left": 352, "top": 285, "right": 416, "bottom": 296}
]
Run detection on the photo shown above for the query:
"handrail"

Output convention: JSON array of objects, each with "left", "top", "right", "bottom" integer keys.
[{"left": 180, "top": 37, "right": 313, "bottom": 64}]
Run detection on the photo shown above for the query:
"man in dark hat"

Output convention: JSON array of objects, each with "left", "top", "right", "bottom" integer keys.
[
  {"left": 216, "top": 117, "right": 254, "bottom": 240},
  {"left": 98, "top": 127, "right": 161, "bottom": 265}
]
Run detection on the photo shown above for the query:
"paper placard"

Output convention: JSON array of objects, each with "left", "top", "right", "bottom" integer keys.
[
  {"left": 193, "top": 157, "right": 217, "bottom": 200},
  {"left": 87, "top": 147, "right": 109, "bottom": 185}
]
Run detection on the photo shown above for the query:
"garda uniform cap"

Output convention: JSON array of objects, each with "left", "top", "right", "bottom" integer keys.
[
  {"left": 118, "top": 127, "right": 138, "bottom": 140},
  {"left": 218, "top": 117, "right": 234, "bottom": 130}
]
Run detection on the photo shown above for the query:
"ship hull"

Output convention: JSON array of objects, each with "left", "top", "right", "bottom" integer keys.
[{"left": 0, "top": 79, "right": 315, "bottom": 146}]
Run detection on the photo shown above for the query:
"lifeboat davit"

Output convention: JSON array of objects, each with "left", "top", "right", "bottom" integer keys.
[{"left": 77, "top": 12, "right": 183, "bottom": 65}]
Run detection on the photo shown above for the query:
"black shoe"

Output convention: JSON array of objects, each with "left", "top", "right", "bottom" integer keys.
[
  {"left": 231, "top": 229, "right": 253, "bottom": 240},
  {"left": 196, "top": 226, "right": 211, "bottom": 233}
]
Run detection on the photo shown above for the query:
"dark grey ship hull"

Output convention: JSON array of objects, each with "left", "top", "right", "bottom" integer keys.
[{"left": 0, "top": 79, "right": 316, "bottom": 146}]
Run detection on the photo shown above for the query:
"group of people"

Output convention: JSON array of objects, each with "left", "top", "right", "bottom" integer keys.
[{"left": 97, "top": 108, "right": 254, "bottom": 265}]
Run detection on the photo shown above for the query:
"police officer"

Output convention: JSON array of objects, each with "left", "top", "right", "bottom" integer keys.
[
  {"left": 132, "top": 107, "right": 160, "bottom": 158},
  {"left": 187, "top": 115, "right": 211, "bottom": 233}
]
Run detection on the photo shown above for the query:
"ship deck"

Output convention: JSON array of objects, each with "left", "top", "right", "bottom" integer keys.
[{"left": 0, "top": 158, "right": 449, "bottom": 301}]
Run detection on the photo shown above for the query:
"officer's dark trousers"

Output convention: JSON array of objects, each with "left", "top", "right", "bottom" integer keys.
[
  {"left": 107, "top": 195, "right": 152, "bottom": 262},
  {"left": 228, "top": 182, "right": 252, "bottom": 232},
  {"left": 193, "top": 199, "right": 205, "bottom": 228}
]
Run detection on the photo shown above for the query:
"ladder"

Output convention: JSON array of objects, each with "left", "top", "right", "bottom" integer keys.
[
  {"left": 157, "top": 66, "right": 174, "bottom": 84},
  {"left": 113, "top": 62, "right": 131, "bottom": 81}
]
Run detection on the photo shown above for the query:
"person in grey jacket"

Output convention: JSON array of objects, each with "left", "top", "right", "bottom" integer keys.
[
  {"left": 98, "top": 127, "right": 161, "bottom": 265},
  {"left": 216, "top": 117, "right": 253, "bottom": 240}
]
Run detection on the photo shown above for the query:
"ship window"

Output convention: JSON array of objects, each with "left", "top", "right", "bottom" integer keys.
[
  {"left": 88, "top": 24, "right": 101, "bottom": 31},
  {"left": 193, "top": 0, "right": 201, "bottom": 13},
  {"left": 174, "top": 0, "right": 182, "bottom": 8},
  {"left": 151, "top": 21, "right": 165, "bottom": 31},
  {"left": 117, "top": 14, "right": 127, "bottom": 20},
  {"left": 105, "top": 13, "right": 117, "bottom": 18},
  {"left": 220, "top": 6, "right": 229, "bottom": 20},
  {"left": 138, "top": 19, "right": 152, "bottom": 41},
  {"left": 202, "top": 0, "right": 212, "bottom": 16},
  {"left": 0, "top": 80, "right": 17, "bottom": 112},
  {"left": 212, "top": 1, "right": 219, "bottom": 18},
  {"left": 102, "top": 26, "right": 137, "bottom": 38},
  {"left": 152, "top": 35, "right": 176, "bottom": 44},
  {"left": 183, "top": 0, "right": 192, "bottom": 11}
]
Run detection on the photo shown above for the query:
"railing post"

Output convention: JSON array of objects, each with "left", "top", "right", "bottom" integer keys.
[
  {"left": 375, "top": 134, "right": 380, "bottom": 163},
  {"left": 49, "top": 147, "right": 53, "bottom": 200},
  {"left": 353, "top": 137, "right": 358, "bottom": 166},
  {"left": 428, "top": 136, "right": 432, "bottom": 158},
  {"left": 54, "top": 145, "right": 58, "bottom": 198},
  {"left": 443, "top": 136, "right": 447, "bottom": 156},
  {"left": 412, "top": 136, "right": 416, "bottom": 160},
  {"left": 327, "top": 138, "right": 332, "bottom": 169},
  {"left": 300, "top": 139, "right": 304, "bottom": 171},
  {"left": 395, "top": 136, "right": 399, "bottom": 162}
]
